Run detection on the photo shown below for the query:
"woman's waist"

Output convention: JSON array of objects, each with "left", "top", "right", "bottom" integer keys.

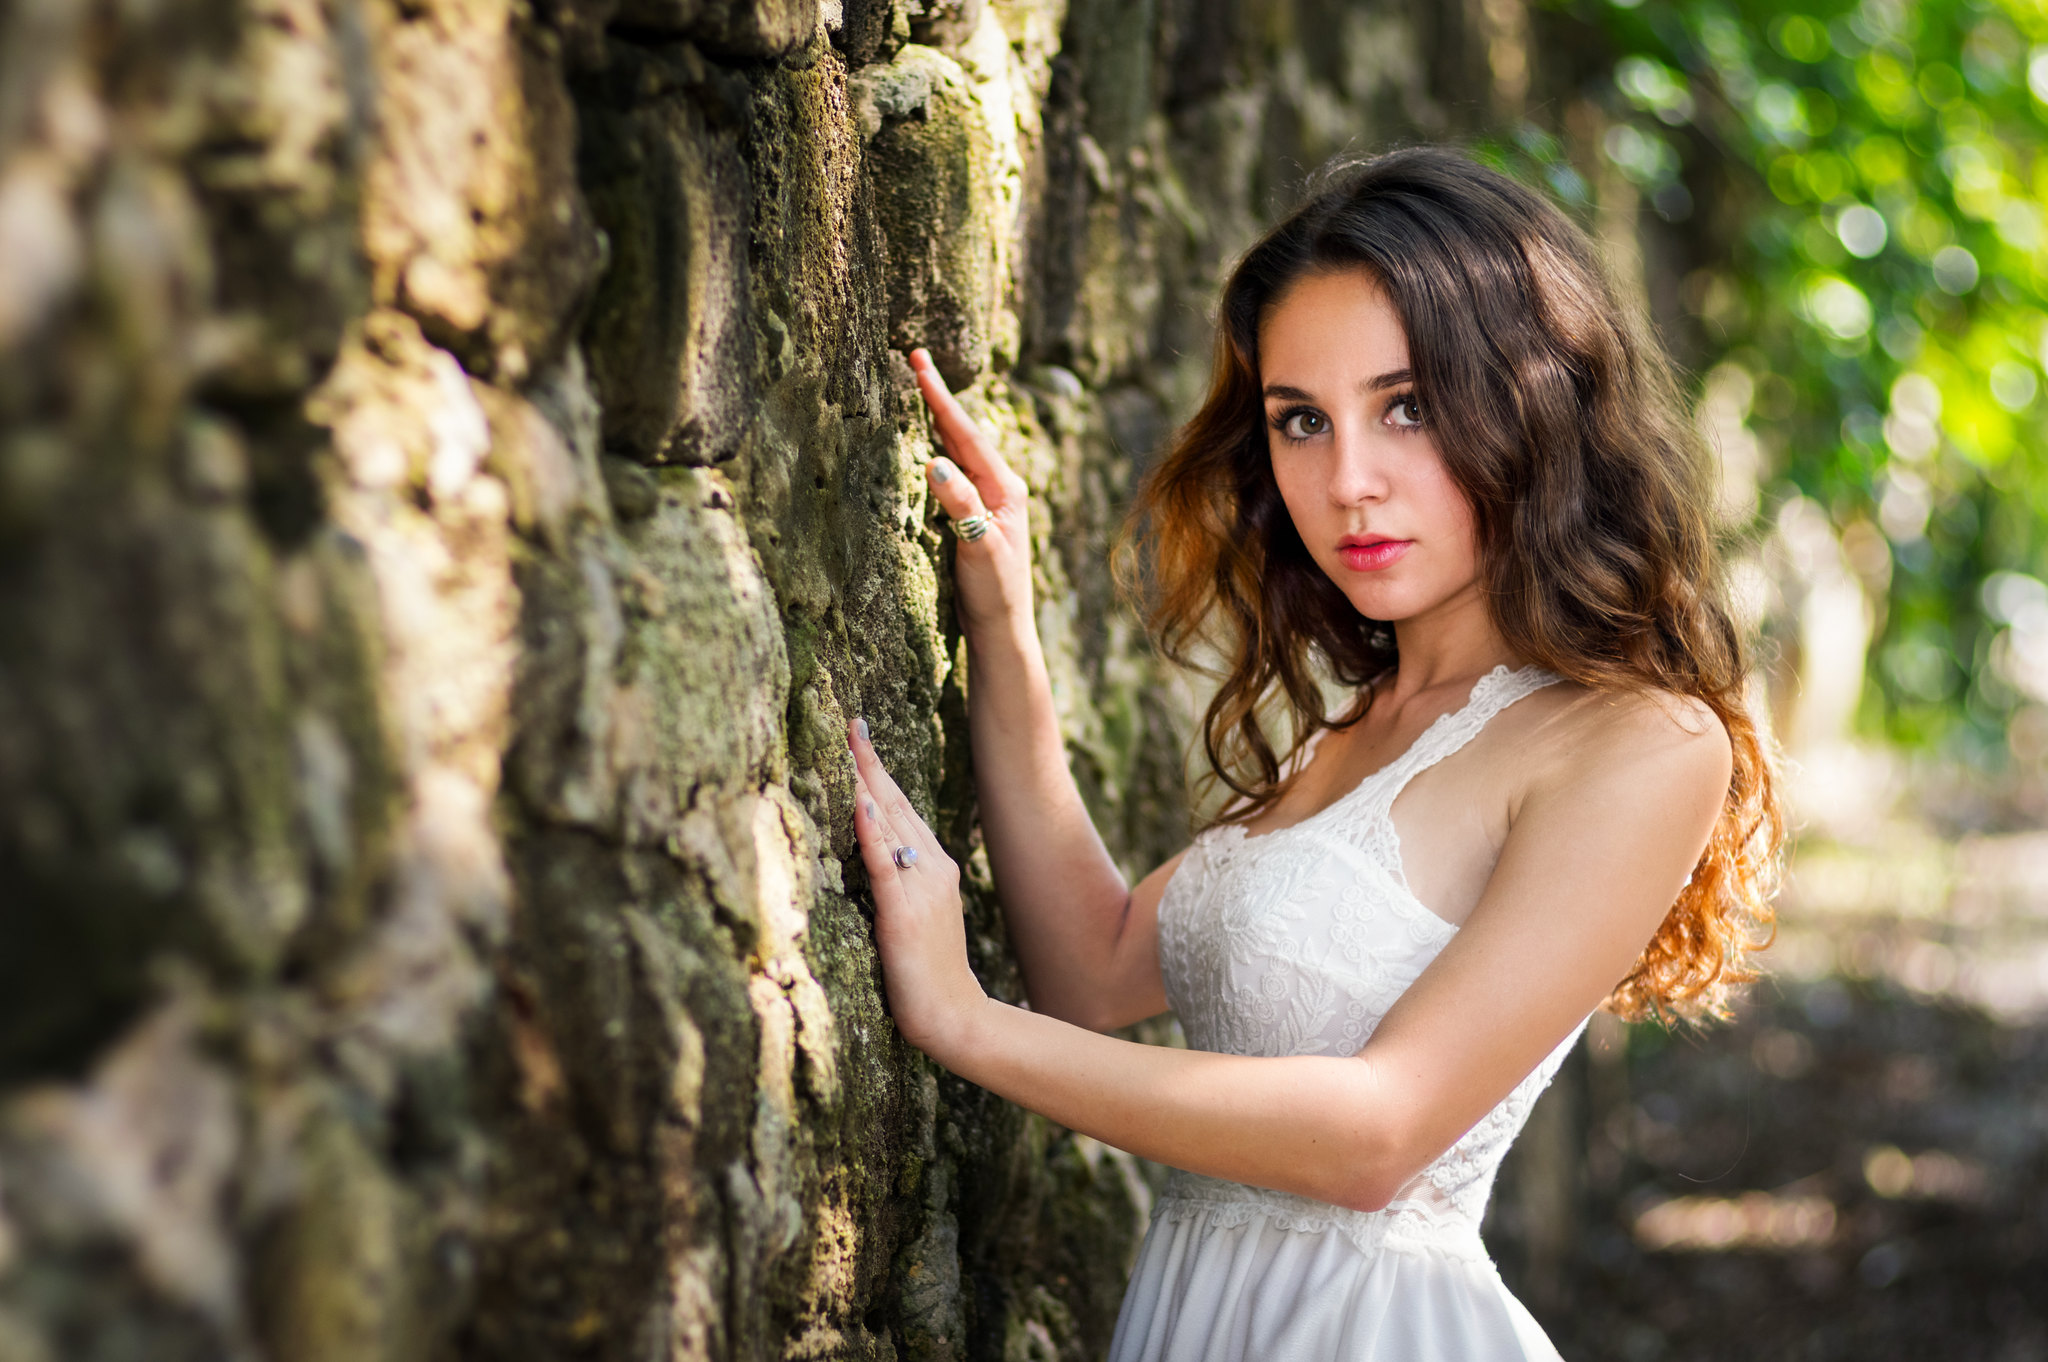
[{"left": 1153, "top": 1169, "right": 1490, "bottom": 1264}]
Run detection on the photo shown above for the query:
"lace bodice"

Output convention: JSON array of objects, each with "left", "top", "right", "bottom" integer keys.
[{"left": 1153, "top": 664, "right": 1585, "bottom": 1262}]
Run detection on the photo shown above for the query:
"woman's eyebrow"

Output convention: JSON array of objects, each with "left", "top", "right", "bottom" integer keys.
[{"left": 1261, "top": 383, "right": 1315, "bottom": 401}]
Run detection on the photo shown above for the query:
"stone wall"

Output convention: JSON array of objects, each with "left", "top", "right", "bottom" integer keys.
[{"left": 0, "top": 0, "right": 1624, "bottom": 1357}]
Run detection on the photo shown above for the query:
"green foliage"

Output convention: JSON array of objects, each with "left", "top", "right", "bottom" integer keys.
[{"left": 1540, "top": 0, "right": 2048, "bottom": 760}]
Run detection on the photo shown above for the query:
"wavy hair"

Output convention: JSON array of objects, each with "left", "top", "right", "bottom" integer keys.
[{"left": 1121, "top": 147, "right": 1781, "bottom": 1022}]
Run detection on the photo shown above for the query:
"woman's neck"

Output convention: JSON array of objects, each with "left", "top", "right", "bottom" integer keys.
[{"left": 1386, "top": 588, "right": 1520, "bottom": 704}]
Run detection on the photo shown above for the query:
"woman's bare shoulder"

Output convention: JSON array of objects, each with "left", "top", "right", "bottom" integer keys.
[{"left": 1515, "top": 681, "right": 1733, "bottom": 800}]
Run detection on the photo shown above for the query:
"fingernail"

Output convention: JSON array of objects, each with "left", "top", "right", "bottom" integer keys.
[
  {"left": 855, "top": 716, "right": 870, "bottom": 742},
  {"left": 929, "top": 459, "right": 953, "bottom": 484}
]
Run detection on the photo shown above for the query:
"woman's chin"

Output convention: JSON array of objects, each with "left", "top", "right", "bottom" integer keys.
[{"left": 1337, "top": 584, "right": 1423, "bottom": 624}]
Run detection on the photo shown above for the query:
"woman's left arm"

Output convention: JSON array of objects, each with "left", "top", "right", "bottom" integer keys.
[{"left": 847, "top": 696, "right": 1732, "bottom": 1213}]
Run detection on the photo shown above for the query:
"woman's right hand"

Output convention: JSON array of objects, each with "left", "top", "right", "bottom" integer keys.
[{"left": 909, "top": 348, "right": 1035, "bottom": 638}]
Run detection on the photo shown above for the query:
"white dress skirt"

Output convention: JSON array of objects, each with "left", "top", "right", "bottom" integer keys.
[{"left": 1108, "top": 665, "right": 1585, "bottom": 1362}]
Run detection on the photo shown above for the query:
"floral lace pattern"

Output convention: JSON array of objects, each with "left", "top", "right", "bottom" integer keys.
[{"left": 1154, "top": 664, "right": 1585, "bottom": 1261}]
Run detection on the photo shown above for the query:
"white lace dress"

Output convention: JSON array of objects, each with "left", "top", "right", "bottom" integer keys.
[{"left": 1109, "top": 665, "right": 1583, "bottom": 1362}]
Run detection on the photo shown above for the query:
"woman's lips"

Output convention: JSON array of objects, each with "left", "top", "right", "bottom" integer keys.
[{"left": 1338, "top": 539, "right": 1413, "bottom": 571}]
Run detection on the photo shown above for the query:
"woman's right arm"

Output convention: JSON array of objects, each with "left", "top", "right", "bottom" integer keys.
[{"left": 909, "top": 348, "right": 1173, "bottom": 1032}]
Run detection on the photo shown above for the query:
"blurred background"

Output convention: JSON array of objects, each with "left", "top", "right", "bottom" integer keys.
[{"left": 1478, "top": 2, "right": 2048, "bottom": 1356}]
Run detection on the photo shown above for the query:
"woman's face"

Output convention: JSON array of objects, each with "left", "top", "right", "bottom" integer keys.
[{"left": 1257, "top": 267, "right": 1482, "bottom": 628}]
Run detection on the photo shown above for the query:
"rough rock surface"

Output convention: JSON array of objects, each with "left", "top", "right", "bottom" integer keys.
[{"left": 0, "top": 0, "right": 1609, "bottom": 1357}]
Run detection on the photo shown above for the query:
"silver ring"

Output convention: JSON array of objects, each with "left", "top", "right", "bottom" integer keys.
[
  {"left": 892, "top": 845, "right": 919, "bottom": 870},
  {"left": 954, "top": 514, "right": 989, "bottom": 542}
]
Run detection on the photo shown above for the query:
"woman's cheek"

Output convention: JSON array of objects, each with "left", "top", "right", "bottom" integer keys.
[
  {"left": 1268, "top": 453, "right": 1328, "bottom": 547},
  {"left": 1439, "top": 490, "right": 1483, "bottom": 586}
]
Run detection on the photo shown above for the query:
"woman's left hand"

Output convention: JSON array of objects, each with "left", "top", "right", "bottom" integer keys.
[{"left": 848, "top": 718, "right": 988, "bottom": 1061}]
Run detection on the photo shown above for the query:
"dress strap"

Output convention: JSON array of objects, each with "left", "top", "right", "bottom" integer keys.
[{"left": 1365, "top": 664, "right": 1560, "bottom": 813}]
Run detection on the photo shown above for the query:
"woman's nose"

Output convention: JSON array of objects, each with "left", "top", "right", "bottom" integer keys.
[{"left": 1328, "top": 433, "right": 1391, "bottom": 505}]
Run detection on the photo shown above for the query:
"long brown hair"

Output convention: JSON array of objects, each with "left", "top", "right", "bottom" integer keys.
[{"left": 1123, "top": 146, "right": 1781, "bottom": 1022}]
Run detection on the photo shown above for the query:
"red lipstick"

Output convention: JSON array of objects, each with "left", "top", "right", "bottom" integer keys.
[{"left": 1337, "top": 534, "right": 1412, "bottom": 572}]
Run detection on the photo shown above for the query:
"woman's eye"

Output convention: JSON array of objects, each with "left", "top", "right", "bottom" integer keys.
[
  {"left": 1388, "top": 394, "right": 1424, "bottom": 428},
  {"left": 1279, "top": 410, "right": 1330, "bottom": 440}
]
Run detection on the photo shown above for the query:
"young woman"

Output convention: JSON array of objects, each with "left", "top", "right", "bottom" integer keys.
[{"left": 846, "top": 146, "right": 1782, "bottom": 1359}]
